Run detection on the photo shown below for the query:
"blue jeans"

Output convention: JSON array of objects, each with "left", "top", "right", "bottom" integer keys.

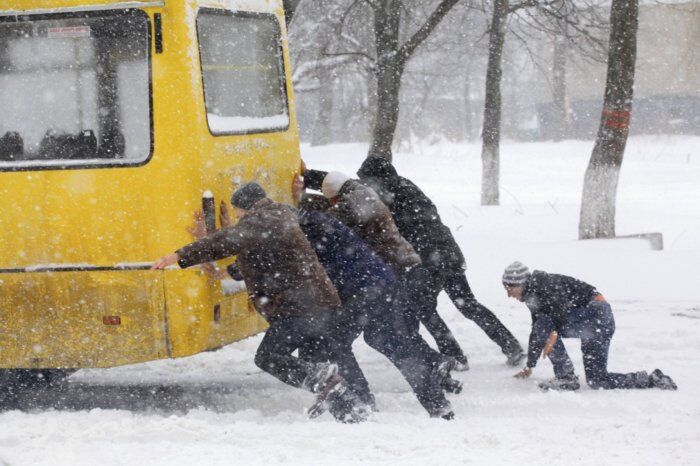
[{"left": 535, "top": 301, "right": 649, "bottom": 389}]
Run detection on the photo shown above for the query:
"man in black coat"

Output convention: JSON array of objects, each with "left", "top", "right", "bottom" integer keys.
[
  {"left": 504, "top": 261, "right": 677, "bottom": 391},
  {"left": 356, "top": 156, "right": 525, "bottom": 367}
]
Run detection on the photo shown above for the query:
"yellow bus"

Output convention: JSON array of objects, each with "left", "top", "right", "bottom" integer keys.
[{"left": 0, "top": 0, "right": 299, "bottom": 384}]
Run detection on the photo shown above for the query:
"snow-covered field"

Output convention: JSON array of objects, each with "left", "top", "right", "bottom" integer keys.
[{"left": 1, "top": 136, "right": 698, "bottom": 465}]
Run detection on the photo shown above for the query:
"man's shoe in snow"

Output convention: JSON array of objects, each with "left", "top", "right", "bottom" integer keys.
[
  {"left": 307, "top": 372, "right": 344, "bottom": 419},
  {"left": 434, "top": 356, "right": 457, "bottom": 382},
  {"left": 327, "top": 386, "right": 372, "bottom": 424},
  {"left": 307, "top": 372, "right": 370, "bottom": 423},
  {"left": 302, "top": 362, "right": 338, "bottom": 394},
  {"left": 538, "top": 375, "right": 580, "bottom": 392},
  {"left": 429, "top": 404, "right": 455, "bottom": 420},
  {"left": 441, "top": 374, "right": 463, "bottom": 394},
  {"left": 453, "top": 354, "right": 470, "bottom": 372},
  {"left": 506, "top": 351, "right": 526, "bottom": 367},
  {"left": 649, "top": 369, "right": 677, "bottom": 390}
]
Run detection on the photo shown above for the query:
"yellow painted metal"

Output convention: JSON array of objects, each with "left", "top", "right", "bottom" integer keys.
[
  {"left": 0, "top": 0, "right": 297, "bottom": 368},
  {"left": 0, "top": 270, "right": 168, "bottom": 368}
]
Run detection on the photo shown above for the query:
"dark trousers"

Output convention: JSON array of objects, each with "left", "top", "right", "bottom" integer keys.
[
  {"left": 255, "top": 310, "right": 370, "bottom": 398},
  {"left": 362, "top": 290, "right": 450, "bottom": 415},
  {"left": 303, "top": 287, "right": 450, "bottom": 415},
  {"left": 538, "top": 301, "right": 649, "bottom": 389},
  {"left": 406, "top": 266, "right": 523, "bottom": 359}
]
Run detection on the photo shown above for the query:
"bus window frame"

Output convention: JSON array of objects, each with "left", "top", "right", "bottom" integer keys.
[
  {"left": 195, "top": 8, "right": 291, "bottom": 137},
  {"left": 0, "top": 8, "right": 154, "bottom": 173}
]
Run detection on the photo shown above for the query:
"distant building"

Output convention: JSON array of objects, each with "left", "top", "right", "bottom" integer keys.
[{"left": 537, "top": 1, "right": 700, "bottom": 139}]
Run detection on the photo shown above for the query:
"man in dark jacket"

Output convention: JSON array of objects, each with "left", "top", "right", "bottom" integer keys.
[
  {"left": 355, "top": 156, "right": 524, "bottom": 367},
  {"left": 151, "top": 183, "right": 370, "bottom": 422},
  {"left": 293, "top": 175, "right": 455, "bottom": 419},
  {"left": 504, "top": 262, "right": 677, "bottom": 391},
  {"left": 304, "top": 170, "right": 462, "bottom": 392}
]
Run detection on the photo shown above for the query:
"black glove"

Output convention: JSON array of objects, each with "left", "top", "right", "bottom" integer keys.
[{"left": 226, "top": 263, "right": 243, "bottom": 281}]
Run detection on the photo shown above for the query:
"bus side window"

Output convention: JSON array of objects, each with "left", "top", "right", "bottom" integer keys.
[{"left": 196, "top": 9, "right": 290, "bottom": 136}]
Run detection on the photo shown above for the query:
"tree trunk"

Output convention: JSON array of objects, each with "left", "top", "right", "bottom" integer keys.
[
  {"left": 367, "top": 0, "right": 460, "bottom": 160},
  {"left": 480, "top": 0, "right": 508, "bottom": 206},
  {"left": 282, "top": 0, "right": 302, "bottom": 26},
  {"left": 579, "top": 0, "right": 638, "bottom": 239},
  {"left": 368, "top": 1, "right": 402, "bottom": 161},
  {"left": 311, "top": 69, "right": 334, "bottom": 146},
  {"left": 552, "top": 34, "right": 569, "bottom": 141}
]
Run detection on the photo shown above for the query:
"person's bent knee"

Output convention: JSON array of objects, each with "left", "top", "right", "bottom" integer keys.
[{"left": 254, "top": 349, "right": 270, "bottom": 370}]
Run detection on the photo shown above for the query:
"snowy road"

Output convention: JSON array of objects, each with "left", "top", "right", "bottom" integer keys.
[{"left": 0, "top": 136, "right": 698, "bottom": 465}]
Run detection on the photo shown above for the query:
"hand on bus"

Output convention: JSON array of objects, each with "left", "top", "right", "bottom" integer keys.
[
  {"left": 151, "top": 253, "right": 179, "bottom": 270},
  {"left": 292, "top": 173, "right": 304, "bottom": 206},
  {"left": 220, "top": 201, "right": 233, "bottom": 228},
  {"left": 186, "top": 210, "right": 207, "bottom": 240}
]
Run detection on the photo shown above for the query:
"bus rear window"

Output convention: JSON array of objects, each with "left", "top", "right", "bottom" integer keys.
[
  {"left": 196, "top": 10, "right": 289, "bottom": 135},
  {"left": 0, "top": 10, "right": 151, "bottom": 169}
]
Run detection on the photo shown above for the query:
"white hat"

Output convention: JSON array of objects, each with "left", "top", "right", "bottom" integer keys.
[{"left": 321, "top": 171, "right": 350, "bottom": 199}]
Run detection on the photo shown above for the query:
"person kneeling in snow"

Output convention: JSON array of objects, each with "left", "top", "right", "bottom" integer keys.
[
  {"left": 503, "top": 262, "right": 677, "bottom": 391},
  {"left": 152, "top": 183, "right": 370, "bottom": 422}
]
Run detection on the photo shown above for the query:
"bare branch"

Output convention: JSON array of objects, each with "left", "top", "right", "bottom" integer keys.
[{"left": 397, "top": 0, "right": 461, "bottom": 64}]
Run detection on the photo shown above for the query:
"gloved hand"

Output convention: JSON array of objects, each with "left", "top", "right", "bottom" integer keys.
[{"left": 226, "top": 263, "right": 244, "bottom": 281}]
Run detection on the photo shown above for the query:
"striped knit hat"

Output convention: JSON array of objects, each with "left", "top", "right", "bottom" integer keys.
[{"left": 502, "top": 261, "right": 531, "bottom": 286}]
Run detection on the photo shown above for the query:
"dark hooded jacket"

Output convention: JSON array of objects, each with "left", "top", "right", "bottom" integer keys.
[
  {"left": 356, "top": 156, "right": 465, "bottom": 272},
  {"left": 177, "top": 198, "right": 341, "bottom": 321},
  {"left": 522, "top": 270, "right": 600, "bottom": 367}
]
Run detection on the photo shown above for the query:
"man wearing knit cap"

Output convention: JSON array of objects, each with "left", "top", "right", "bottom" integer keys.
[
  {"left": 152, "top": 183, "right": 371, "bottom": 422},
  {"left": 503, "top": 262, "right": 677, "bottom": 391},
  {"left": 303, "top": 169, "right": 463, "bottom": 411},
  {"left": 293, "top": 172, "right": 456, "bottom": 419},
  {"left": 356, "top": 156, "right": 525, "bottom": 369}
]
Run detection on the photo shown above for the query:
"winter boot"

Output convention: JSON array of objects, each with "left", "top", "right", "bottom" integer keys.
[
  {"left": 649, "top": 369, "right": 677, "bottom": 390},
  {"left": 538, "top": 374, "right": 581, "bottom": 392},
  {"left": 432, "top": 357, "right": 463, "bottom": 394},
  {"left": 302, "top": 362, "right": 338, "bottom": 394},
  {"left": 428, "top": 403, "right": 455, "bottom": 421},
  {"left": 308, "top": 376, "right": 371, "bottom": 423},
  {"left": 506, "top": 351, "right": 526, "bottom": 367},
  {"left": 327, "top": 385, "right": 372, "bottom": 423},
  {"left": 441, "top": 374, "right": 463, "bottom": 394},
  {"left": 453, "top": 354, "right": 470, "bottom": 372},
  {"left": 433, "top": 356, "right": 457, "bottom": 382},
  {"left": 307, "top": 372, "right": 344, "bottom": 419}
]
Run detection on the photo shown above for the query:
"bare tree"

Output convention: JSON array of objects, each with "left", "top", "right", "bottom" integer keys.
[
  {"left": 283, "top": 0, "right": 304, "bottom": 25},
  {"left": 478, "top": 0, "right": 608, "bottom": 205},
  {"left": 579, "top": 0, "right": 639, "bottom": 239},
  {"left": 551, "top": 27, "right": 569, "bottom": 140},
  {"left": 366, "top": 0, "right": 461, "bottom": 160},
  {"left": 480, "top": 0, "right": 509, "bottom": 205}
]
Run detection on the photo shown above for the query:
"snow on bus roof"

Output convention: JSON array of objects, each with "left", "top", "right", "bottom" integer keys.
[
  {"left": 197, "top": 0, "right": 281, "bottom": 14},
  {"left": 0, "top": 1, "right": 164, "bottom": 16}
]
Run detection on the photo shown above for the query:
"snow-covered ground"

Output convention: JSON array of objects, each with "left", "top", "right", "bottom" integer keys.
[{"left": 1, "top": 136, "right": 698, "bottom": 465}]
